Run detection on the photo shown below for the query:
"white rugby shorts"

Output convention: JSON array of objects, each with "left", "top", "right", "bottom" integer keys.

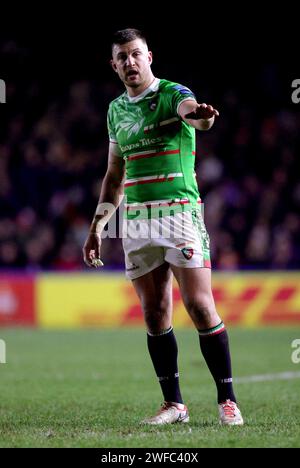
[{"left": 122, "top": 209, "right": 211, "bottom": 280}]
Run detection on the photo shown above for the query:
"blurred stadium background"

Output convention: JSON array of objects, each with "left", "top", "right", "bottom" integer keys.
[
  {"left": 0, "top": 21, "right": 299, "bottom": 328},
  {"left": 0, "top": 13, "right": 300, "bottom": 447}
]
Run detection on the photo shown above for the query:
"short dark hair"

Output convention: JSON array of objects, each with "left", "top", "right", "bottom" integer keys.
[{"left": 111, "top": 28, "right": 147, "bottom": 51}]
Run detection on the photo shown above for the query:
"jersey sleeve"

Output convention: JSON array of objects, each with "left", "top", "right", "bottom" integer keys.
[
  {"left": 107, "top": 104, "right": 117, "bottom": 144},
  {"left": 168, "top": 83, "right": 197, "bottom": 116}
]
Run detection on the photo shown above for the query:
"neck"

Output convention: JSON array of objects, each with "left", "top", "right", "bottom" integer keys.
[{"left": 126, "top": 74, "right": 156, "bottom": 97}]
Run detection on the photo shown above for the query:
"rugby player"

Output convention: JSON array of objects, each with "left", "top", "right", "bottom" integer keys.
[{"left": 83, "top": 28, "right": 243, "bottom": 426}]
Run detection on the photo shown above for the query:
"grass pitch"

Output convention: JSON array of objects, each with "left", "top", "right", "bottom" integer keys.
[{"left": 0, "top": 327, "right": 300, "bottom": 448}]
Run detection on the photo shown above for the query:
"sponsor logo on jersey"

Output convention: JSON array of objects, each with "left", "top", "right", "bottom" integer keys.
[{"left": 181, "top": 247, "right": 194, "bottom": 260}]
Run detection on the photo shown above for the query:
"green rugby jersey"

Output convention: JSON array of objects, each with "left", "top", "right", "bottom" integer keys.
[{"left": 107, "top": 78, "right": 201, "bottom": 219}]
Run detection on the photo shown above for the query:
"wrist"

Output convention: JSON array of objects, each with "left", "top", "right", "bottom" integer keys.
[
  {"left": 90, "top": 220, "right": 107, "bottom": 235},
  {"left": 90, "top": 202, "right": 118, "bottom": 234},
  {"left": 90, "top": 216, "right": 106, "bottom": 235}
]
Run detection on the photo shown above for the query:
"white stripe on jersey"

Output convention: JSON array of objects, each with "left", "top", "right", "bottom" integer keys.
[{"left": 125, "top": 173, "right": 183, "bottom": 185}]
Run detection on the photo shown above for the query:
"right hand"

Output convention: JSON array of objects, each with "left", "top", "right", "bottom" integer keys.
[
  {"left": 83, "top": 232, "right": 103, "bottom": 268},
  {"left": 185, "top": 103, "right": 219, "bottom": 120}
]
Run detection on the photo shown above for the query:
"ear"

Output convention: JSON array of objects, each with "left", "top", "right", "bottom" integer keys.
[
  {"left": 148, "top": 51, "right": 153, "bottom": 65},
  {"left": 110, "top": 59, "right": 118, "bottom": 73}
]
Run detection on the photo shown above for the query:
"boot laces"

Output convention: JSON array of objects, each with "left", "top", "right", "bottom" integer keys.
[{"left": 221, "top": 400, "right": 236, "bottom": 418}]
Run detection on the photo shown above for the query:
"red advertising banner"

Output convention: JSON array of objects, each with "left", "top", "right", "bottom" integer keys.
[{"left": 0, "top": 275, "right": 36, "bottom": 326}]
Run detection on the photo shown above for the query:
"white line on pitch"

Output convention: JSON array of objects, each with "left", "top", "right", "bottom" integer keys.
[{"left": 235, "top": 371, "right": 300, "bottom": 384}]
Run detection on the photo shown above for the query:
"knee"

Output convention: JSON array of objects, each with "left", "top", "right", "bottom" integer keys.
[
  {"left": 142, "top": 297, "right": 171, "bottom": 332},
  {"left": 184, "top": 293, "right": 215, "bottom": 320},
  {"left": 141, "top": 291, "right": 171, "bottom": 316}
]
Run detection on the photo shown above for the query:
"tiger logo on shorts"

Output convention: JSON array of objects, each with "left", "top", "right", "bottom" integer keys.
[{"left": 181, "top": 247, "right": 194, "bottom": 260}]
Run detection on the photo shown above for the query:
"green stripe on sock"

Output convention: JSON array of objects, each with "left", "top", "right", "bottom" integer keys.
[{"left": 198, "top": 322, "right": 225, "bottom": 337}]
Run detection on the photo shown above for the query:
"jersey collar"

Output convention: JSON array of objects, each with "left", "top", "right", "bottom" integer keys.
[{"left": 127, "top": 78, "right": 160, "bottom": 103}]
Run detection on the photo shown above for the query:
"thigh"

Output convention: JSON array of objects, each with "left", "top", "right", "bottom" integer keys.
[
  {"left": 132, "top": 262, "right": 174, "bottom": 332},
  {"left": 172, "top": 265, "right": 213, "bottom": 300}
]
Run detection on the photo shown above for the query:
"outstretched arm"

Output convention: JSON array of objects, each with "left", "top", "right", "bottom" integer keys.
[{"left": 178, "top": 99, "right": 219, "bottom": 131}]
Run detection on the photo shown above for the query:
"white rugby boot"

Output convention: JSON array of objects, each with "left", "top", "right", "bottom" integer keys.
[
  {"left": 141, "top": 401, "right": 189, "bottom": 425},
  {"left": 218, "top": 399, "right": 244, "bottom": 426}
]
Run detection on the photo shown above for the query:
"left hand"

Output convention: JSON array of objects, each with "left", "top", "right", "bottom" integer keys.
[
  {"left": 83, "top": 232, "right": 103, "bottom": 268},
  {"left": 185, "top": 103, "right": 219, "bottom": 120}
]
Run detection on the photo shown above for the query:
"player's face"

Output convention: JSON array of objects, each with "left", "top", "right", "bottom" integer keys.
[{"left": 111, "top": 39, "right": 153, "bottom": 90}]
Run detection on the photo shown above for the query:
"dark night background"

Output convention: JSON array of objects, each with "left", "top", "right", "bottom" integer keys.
[{"left": 0, "top": 6, "right": 299, "bottom": 271}]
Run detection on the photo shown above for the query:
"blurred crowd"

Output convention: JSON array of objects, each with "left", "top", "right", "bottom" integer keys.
[{"left": 0, "top": 41, "right": 300, "bottom": 271}]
